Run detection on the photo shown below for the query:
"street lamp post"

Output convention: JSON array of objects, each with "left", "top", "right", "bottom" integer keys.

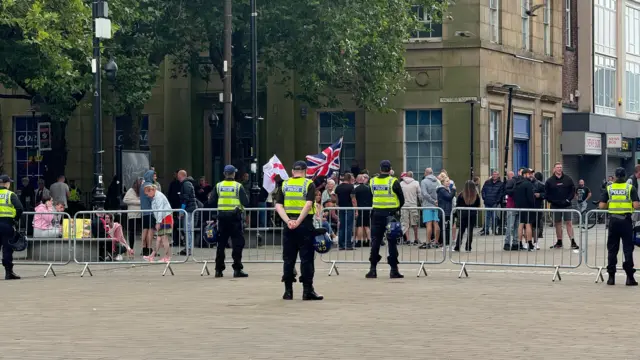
[
  {"left": 501, "top": 84, "right": 520, "bottom": 182},
  {"left": 249, "top": 0, "right": 261, "bottom": 208},
  {"left": 465, "top": 99, "right": 480, "bottom": 181},
  {"left": 92, "top": 0, "right": 115, "bottom": 209}
]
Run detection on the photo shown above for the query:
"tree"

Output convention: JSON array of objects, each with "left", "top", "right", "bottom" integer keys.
[{"left": 174, "top": 0, "right": 448, "bottom": 166}]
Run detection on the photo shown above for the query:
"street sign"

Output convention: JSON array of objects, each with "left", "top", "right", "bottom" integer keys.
[
  {"left": 606, "top": 133, "right": 622, "bottom": 148},
  {"left": 439, "top": 97, "right": 480, "bottom": 103}
]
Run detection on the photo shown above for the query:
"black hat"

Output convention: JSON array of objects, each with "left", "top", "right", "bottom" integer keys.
[
  {"left": 0, "top": 175, "right": 13, "bottom": 183},
  {"left": 380, "top": 160, "right": 391, "bottom": 169},
  {"left": 522, "top": 168, "right": 533, "bottom": 174},
  {"left": 615, "top": 167, "right": 626, "bottom": 179},
  {"left": 293, "top": 161, "right": 307, "bottom": 170}
]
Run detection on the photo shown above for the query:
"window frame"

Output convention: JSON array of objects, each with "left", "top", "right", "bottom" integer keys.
[
  {"left": 489, "top": 109, "right": 501, "bottom": 174},
  {"left": 318, "top": 112, "right": 357, "bottom": 172},
  {"left": 403, "top": 109, "right": 443, "bottom": 174},
  {"left": 489, "top": 0, "right": 500, "bottom": 44},
  {"left": 409, "top": 5, "right": 443, "bottom": 41},
  {"left": 627, "top": 61, "right": 640, "bottom": 114},
  {"left": 594, "top": 54, "right": 618, "bottom": 116},
  {"left": 543, "top": 0, "right": 552, "bottom": 55},
  {"left": 566, "top": 0, "right": 572, "bottom": 48},
  {"left": 521, "top": 0, "right": 531, "bottom": 51},
  {"left": 541, "top": 116, "right": 552, "bottom": 181},
  {"left": 627, "top": 5, "right": 640, "bottom": 56}
]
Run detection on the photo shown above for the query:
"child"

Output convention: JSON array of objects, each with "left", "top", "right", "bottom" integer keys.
[{"left": 142, "top": 183, "right": 174, "bottom": 263}]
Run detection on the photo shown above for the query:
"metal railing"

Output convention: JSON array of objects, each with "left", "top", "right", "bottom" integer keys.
[
  {"left": 72, "top": 209, "right": 189, "bottom": 277},
  {"left": 319, "top": 206, "right": 447, "bottom": 277},
  {"left": 450, "top": 207, "right": 582, "bottom": 281},
  {"left": 191, "top": 207, "right": 284, "bottom": 276},
  {"left": 583, "top": 209, "right": 637, "bottom": 283},
  {"left": 9, "top": 211, "right": 73, "bottom": 277}
]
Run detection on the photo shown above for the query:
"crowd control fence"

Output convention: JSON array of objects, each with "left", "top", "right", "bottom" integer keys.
[
  {"left": 450, "top": 207, "right": 582, "bottom": 281},
  {"left": 320, "top": 206, "right": 446, "bottom": 277},
  {"left": 72, "top": 209, "right": 189, "bottom": 277}
]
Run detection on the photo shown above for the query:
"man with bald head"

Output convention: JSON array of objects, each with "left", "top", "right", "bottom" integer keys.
[{"left": 177, "top": 170, "right": 198, "bottom": 256}]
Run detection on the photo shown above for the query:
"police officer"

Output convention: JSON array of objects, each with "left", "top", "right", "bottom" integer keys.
[
  {"left": 275, "top": 161, "right": 322, "bottom": 301},
  {"left": 209, "top": 165, "right": 249, "bottom": 278},
  {"left": 599, "top": 167, "right": 640, "bottom": 286},
  {"left": 0, "top": 175, "right": 23, "bottom": 280},
  {"left": 366, "top": 160, "right": 405, "bottom": 279}
]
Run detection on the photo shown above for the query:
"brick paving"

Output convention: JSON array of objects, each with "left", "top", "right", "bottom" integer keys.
[{"left": 1, "top": 251, "right": 638, "bottom": 360}]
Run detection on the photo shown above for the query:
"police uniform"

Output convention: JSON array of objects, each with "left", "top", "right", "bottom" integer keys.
[
  {"left": 0, "top": 175, "right": 23, "bottom": 280},
  {"left": 209, "top": 165, "right": 249, "bottom": 278},
  {"left": 276, "top": 161, "right": 322, "bottom": 301},
  {"left": 366, "top": 160, "right": 405, "bottom": 279},
  {"left": 600, "top": 168, "right": 639, "bottom": 286}
]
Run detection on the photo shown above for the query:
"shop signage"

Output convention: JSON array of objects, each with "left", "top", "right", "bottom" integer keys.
[
  {"left": 584, "top": 132, "right": 602, "bottom": 155},
  {"left": 607, "top": 133, "right": 622, "bottom": 148},
  {"left": 621, "top": 138, "right": 632, "bottom": 151},
  {"left": 38, "top": 122, "right": 52, "bottom": 151}
]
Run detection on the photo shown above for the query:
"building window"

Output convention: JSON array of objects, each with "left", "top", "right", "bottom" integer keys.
[
  {"left": 489, "top": 110, "right": 500, "bottom": 173},
  {"left": 541, "top": 117, "right": 552, "bottom": 180},
  {"left": 319, "top": 112, "right": 356, "bottom": 172},
  {"left": 627, "top": 61, "right": 640, "bottom": 113},
  {"left": 627, "top": 5, "right": 640, "bottom": 56},
  {"left": 521, "top": 0, "right": 531, "bottom": 50},
  {"left": 594, "top": 54, "right": 617, "bottom": 115},
  {"left": 404, "top": 110, "right": 443, "bottom": 173},
  {"left": 115, "top": 115, "right": 150, "bottom": 150},
  {"left": 543, "top": 0, "right": 551, "bottom": 55},
  {"left": 594, "top": 0, "right": 617, "bottom": 56},
  {"left": 566, "top": 0, "right": 572, "bottom": 47},
  {"left": 410, "top": 5, "right": 443, "bottom": 40},
  {"left": 13, "top": 116, "right": 46, "bottom": 192},
  {"left": 489, "top": 0, "right": 500, "bottom": 43}
]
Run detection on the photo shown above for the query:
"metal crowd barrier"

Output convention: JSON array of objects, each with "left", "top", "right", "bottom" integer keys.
[
  {"left": 72, "top": 209, "right": 188, "bottom": 277},
  {"left": 320, "top": 206, "right": 446, "bottom": 277},
  {"left": 451, "top": 207, "right": 582, "bottom": 281},
  {"left": 191, "top": 207, "right": 284, "bottom": 276},
  {"left": 582, "top": 209, "right": 638, "bottom": 283},
  {"left": 4, "top": 211, "right": 73, "bottom": 277}
]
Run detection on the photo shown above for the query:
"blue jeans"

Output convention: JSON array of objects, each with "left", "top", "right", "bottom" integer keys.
[
  {"left": 322, "top": 220, "right": 333, "bottom": 235},
  {"left": 257, "top": 202, "right": 267, "bottom": 228},
  {"left": 504, "top": 211, "right": 519, "bottom": 246},
  {"left": 338, "top": 210, "right": 354, "bottom": 248},
  {"left": 484, "top": 204, "right": 498, "bottom": 233}
]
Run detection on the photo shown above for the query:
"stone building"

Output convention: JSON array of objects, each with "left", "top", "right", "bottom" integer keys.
[{"left": 0, "top": 0, "right": 565, "bottom": 195}]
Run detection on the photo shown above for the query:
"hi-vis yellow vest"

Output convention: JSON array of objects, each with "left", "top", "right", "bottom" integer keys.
[
  {"left": 216, "top": 180, "right": 242, "bottom": 211},
  {"left": 607, "top": 183, "right": 633, "bottom": 214},
  {"left": 69, "top": 188, "right": 80, "bottom": 202},
  {"left": 282, "top": 177, "right": 314, "bottom": 215},
  {"left": 370, "top": 176, "right": 400, "bottom": 209},
  {"left": 0, "top": 188, "right": 16, "bottom": 218}
]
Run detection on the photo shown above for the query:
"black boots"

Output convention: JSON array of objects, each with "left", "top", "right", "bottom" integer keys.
[
  {"left": 366, "top": 267, "right": 404, "bottom": 279},
  {"left": 215, "top": 271, "right": 223, "bottom": 278},
  {"left": 302, "top": 285, "right": 323, "bottom": 301},
  {"left": 282, "top": 282, "right": 293, "bottom": 300},
  {"left": 233, "top": 270, "right": 248, "bottom": 278},
  {"left": 5, "top": 268, "right": 20, "bottom": 280},
  {"left": 607, "top": 274, "right": 639, "bottom": 286}
]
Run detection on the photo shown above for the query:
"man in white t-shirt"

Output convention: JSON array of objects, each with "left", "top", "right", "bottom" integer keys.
[{"left": 49, "top": 175, "right": 70, "bottom": 208}]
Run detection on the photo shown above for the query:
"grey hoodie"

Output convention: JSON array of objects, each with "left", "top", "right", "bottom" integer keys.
[
  {"left": 420, "top": 175, "right": 440, "bottom": 207},
  {"left": 401, "top": 177, "right": 422, "bottom": 207},
  {"left": 140, "top": 170, "right": 155, "bottom": 213}
]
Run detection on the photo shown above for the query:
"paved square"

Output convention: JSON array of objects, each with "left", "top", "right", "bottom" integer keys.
[{"left": 0, "top": 256, "right": 636, "bottom": 360}]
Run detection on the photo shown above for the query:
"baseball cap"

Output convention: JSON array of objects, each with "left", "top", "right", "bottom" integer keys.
[
  {"left": 293, "top": 161, "right": 308, "bottom": 170},
  {"left": 380, "top": 160, "right": 391, "bottom": 169},
  {"left": 223, "top": 165, "right": 237, "bottom": 173},
  {"left": 400, "top": 172, "right": 407, "bottom": 178},
  {"left": 522, "top": 168, "right": 534, "bottom": 174},
  {"left": 0, "top": 175, "right": 13, "bottom": 183}
]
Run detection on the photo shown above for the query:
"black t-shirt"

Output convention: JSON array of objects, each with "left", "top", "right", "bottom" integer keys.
[
  {"left": 275, "top": 178, "right": 317, "bottom": 216},
  {"left": 575, "top": 186, "right": 591, "bottom": 203},
  {"left": 334, "top": 183, "right": 355, "bottom": 207},
  {"left": 599, "top": 182, "right": 640, "bottom": 203},
  {"left": 352, "top": 183, "right": 373, "bottom": 207}
]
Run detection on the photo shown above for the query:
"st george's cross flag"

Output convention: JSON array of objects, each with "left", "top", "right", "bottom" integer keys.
[
  {"left": 305, "top": 137, "right": 342, "bottom": 178},
  {"left": 262, "top": 155, "right": 289, "bottom": 193}
]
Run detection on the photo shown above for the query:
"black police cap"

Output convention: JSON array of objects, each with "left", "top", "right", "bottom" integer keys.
[{"left": 615, "top": 167, "right": 626, "bottom": 179}]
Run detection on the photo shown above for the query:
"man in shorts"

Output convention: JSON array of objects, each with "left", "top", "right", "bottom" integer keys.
[
  {"left": 400, "top": 171, "right": 422, "bottom": 245},
  {"left": 420, "top": 168, "right": 440, "bottom": 249},
  {"left": 352, "top": 174, "right": 372, "bottom": 247},
  {"left": 545, "top": 163, "right": 579, "bottom": 250}
]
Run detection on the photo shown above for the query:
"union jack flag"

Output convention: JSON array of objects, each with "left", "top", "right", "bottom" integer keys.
[{"left": 306, "top": 137, "right": 343, "bottom": 178}]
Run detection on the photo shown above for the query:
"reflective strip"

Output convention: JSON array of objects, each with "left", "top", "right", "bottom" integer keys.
[
  {"left": 607, "top": 183, "right": 633, "bottom": 214},
  {"left": 283, "top": 178, "right": 314, "bottom": 215},
  {"left": 371, "top": 176, "right": 399, "bottom": 209}
]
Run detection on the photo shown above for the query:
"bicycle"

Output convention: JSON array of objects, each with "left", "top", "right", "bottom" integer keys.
[{"left": 578, "top": 200, "right": 606, "bottom": 229}]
